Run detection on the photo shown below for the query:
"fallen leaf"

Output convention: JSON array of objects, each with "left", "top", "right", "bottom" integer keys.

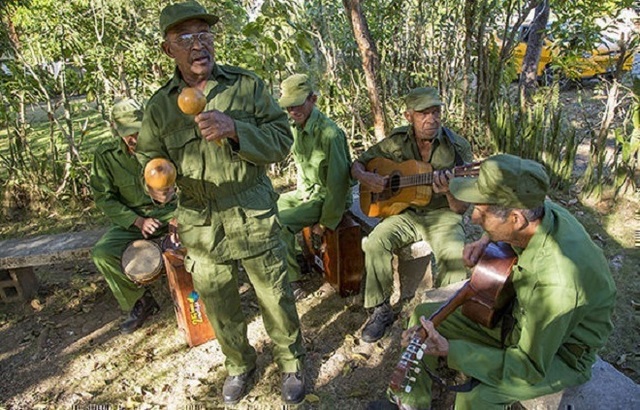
[
  {"left": 30, "top": 299, "right": 43, "bottom": 311},
  {"left": 305, "top": 393, "right": 320, "bottom": 403}
]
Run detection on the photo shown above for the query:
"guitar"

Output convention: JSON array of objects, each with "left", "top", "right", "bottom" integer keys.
[
  {"left": 389, "top": 241, "right": 517, "bottom": 394},
  {"left": 359, "top": 158, "right": 481, "bottom": 218}
]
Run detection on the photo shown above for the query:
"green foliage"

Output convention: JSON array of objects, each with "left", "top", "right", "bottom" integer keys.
[
  {"left": 488, "top": 85, "right": 577, "bottom": 189},
  {"left": 1, "top": 0, "right": 638, "bottom": 219}
]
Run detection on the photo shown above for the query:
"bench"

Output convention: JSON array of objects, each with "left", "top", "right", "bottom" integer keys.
[
  {"left": 348, "top": 186, "right": 433, "bottom": 304},
  {"left": 0, "top": 229, "right": 106, "bottom": 302}
]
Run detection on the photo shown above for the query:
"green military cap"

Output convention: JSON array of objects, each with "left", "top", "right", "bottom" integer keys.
[
  {"left": 405, "top": 87, "right": 443, "bottom": 111},
  {"left": 449, "top": 154, "right": 549, "bottom": 209},
  {"left": 159, "top": 1, "right": 219, "bottom": 36},
  {"left": 279, "top": 74, "right": 314, "bottom": 108},
  {"left": 111, "top": 99, "right": 143, "bottom": 138}
]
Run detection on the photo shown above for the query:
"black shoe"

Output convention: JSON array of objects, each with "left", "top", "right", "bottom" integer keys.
[
  {"left": 222, "top": 368, "right": 255, "bottom": 405},
  {"left": 281, "top": 371, "right": 305, "bottom": 404},
  {"left": 291, "top": 281, "right": 308, "bottom": 301},
  {"left": 361, "top": 302, "right": 395, "bottom": 343},
  {"left": 120, "top": 290, "right": 160, "bottom": 334}
]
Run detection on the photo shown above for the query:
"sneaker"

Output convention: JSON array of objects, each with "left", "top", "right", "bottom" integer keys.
[
  {"left": 222, "top": 368, "right": 255, "bottom": 404},
  {"left": 281, "top": 371, "right": 305, "bottom": 404},
  {"left": 291, "top": 281, "right": 308, "bottom": 301},
  {"left": 361, "top": 301, "right": 395, "bottom": 343},
  {"left": 120, "top": 290, "right": 160, "bottom": 334}
]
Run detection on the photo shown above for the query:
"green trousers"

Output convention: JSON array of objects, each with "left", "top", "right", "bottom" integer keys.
[
  {"left": 277, "top": 191, "right": 325, "bottom": 283},
  {"left": 362, "top": 208, "right": 468, "bottom": 309},
  {"left": 182, "top": 224, "right": 306, "bottom": 376},
  {"left": 392, "top": 302, "right": 590, "bottom": 409},
  {"left": 92, "top": 225, "right": 168, "bottom": 311}
]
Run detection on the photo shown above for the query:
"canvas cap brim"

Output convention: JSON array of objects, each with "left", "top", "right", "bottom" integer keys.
[
  {"left": 116, "top": 122, "right": 142, "bottom": 138},
  {"left": 164, "top": 14, "right": 219, "bottom": 34},
  {"left": 279, "top": 94, "right": 308, "bottom": 108},
  {"left": 449, "top": 177, "right": 497, "bottom": 205},
  {"left": 412, "top": 100, "right": 443, "bottom": 111}
]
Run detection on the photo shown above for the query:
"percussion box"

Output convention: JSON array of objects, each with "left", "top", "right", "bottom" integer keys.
[
  {"left": 163, "top": 248, "right": 216, "bottom": 347},
  {"left": 301, "top": 212, "right": 364, "bottom": 297}
]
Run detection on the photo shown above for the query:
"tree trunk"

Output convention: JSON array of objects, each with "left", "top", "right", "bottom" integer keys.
[
  {"left": 518, "top": 0, "right": 550, "bottom": 109},
  {"left": 342, "top": 0, "right": 386, "bottom": 141}
]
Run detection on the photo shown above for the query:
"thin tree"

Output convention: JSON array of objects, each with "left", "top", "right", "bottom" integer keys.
[
  {"left": 518, "top": 0, "right": 550, "bottom": 109},
  {"left": 342, "top": 0, "right": 386, "bottom": 141}
]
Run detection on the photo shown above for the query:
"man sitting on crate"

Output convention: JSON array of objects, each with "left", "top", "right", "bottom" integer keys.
[
  {"left": 91, "top": 99, "right": 177, "bottom": 334},
  {"left": 383, "top": 154, "right": 616, "bottom": 410},
  {"left": 350, "top": 87, "right": 473, "bottom": 343},
  {"left": 277, "top": 74, "right": 354, "bottom": 300}
]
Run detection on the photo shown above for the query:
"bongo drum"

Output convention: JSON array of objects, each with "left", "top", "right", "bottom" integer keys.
[{"left": 122, "top": 239, "right": 164, "bottom": 285}]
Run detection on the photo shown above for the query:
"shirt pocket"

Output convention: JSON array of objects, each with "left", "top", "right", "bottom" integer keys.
[
  {"left": 165, "top": 127, "right": 203, "bottom": 179},
  {"left": 117, "top": 175, "right": 142, "bottom": 205}
]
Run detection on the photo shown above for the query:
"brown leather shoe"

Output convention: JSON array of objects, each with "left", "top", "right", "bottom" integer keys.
[{"left": 120, "top": 290, "right": 160, "bottom": 334}]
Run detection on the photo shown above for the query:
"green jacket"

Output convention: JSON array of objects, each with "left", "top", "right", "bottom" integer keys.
[
  {"left": 448, "top": 201, "right": 616, "bottom": 387},
  {"left": 136, "top": 64, "right": 293, "bottom": 261},
  {"left": 290, "top": 107, "right": 353, "bottom": 230},
  {"left": 356, "top": 125, "right": 473, "bottom": 211},
  {"left": 90, "top": 138, "right": 176, "bottom": 229}
]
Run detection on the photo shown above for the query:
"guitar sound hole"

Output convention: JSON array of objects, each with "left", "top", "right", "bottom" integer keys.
[{"left": 389, "top": 173, "right": 401, "bottom": 194}]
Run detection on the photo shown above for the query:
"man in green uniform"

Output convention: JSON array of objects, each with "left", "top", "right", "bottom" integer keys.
[
  {"left": 277, "top": 73, "right": 353, "bottom": 300},
  {"left": 351, "top": 87, "right": 473, "bottom": 343},
  {"left": 387, "top": 154, "right": 616, "bottom": 410},
  {"left": 135, "top": 2, "right": 305, "bottom": 405},
  {"left": 91, "top": 98, "right": 176, "bottom": 334}
]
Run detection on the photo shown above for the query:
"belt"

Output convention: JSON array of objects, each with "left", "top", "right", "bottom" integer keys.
[
  {"left": 565, "top": 343, "right": 587, "bottom": 357},
  {"left": 559, "top": 343, "right": 589, "bottom": 370}
]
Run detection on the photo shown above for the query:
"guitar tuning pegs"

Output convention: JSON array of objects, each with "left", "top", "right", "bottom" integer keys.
[
  {"left": 404, "top": 385, "right": 412, "bottom": 393},
  {"left": 416, "top": 350, "right": 424, "bottom": 360}
]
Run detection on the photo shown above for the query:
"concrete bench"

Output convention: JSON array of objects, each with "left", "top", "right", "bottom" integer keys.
[
  {"left": 424, "top": 282, "right": 640, "bottom": 409},
  {"left": 0, "top": 229, "right": 106, "bottom": 302},
  {"left": 349, "top": 185, "right": 433, "bottom": 304}
]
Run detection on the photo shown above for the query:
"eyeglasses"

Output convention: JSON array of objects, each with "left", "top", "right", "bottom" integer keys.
[{"left": 171, "top": 32, "right": 214, "bottom": 49}]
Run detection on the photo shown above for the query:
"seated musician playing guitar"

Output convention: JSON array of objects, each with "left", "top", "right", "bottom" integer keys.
[
  {"left": 351, "top": 87, "right": 474, "bottom": 343},
  {"left": 384, "top": 154, "right": 616, "bottom": 410}
]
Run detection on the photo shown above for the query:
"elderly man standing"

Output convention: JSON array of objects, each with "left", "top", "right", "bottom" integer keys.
[
  {"left": 351, "top": 87, "right": 473, "bottom": 343},
  {"left": 91, "top": 98, "right": 176, "bottom": 334},
  {"left": 135, "top": 1, "right": 306, "bottom": 406},
  {"left": 277, "top": 73, "right": 353, "bottom": 300},
  {"left": 386, "top": 154, "right": 616, "bottom": 409}
]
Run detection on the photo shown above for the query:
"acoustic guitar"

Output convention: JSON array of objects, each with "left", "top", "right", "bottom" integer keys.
[
  {"left": 389, "top": 241, "right": 517, "bottom": 394},
  {"left": 359, "top": 158, "right": 481, "bottom": 218}
]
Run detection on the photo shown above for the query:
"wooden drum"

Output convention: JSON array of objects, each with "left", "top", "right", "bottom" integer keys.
[{"left": 122, "top": 239, "right": 164, "bottom": 285}]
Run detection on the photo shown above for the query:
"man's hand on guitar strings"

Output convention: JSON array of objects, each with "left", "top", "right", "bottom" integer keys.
[
  {"left": 419, "top": 317, "right": 449, "bottom": 356},
  {"left": 463, "top": 235, "right": 491, "bottom": 267},
  {"left": 432, "top": 169, "right": 453, "bottom": 193},
  {"left": 361, "top": 171, "right": 389, "bottom": 193}
]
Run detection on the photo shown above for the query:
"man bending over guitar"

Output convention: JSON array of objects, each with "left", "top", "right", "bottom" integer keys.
[
  {"left": 351, "top": 87, "right": 474, "bottom": 343},
  {"left": 383, "top": 154, "right": 615, "bottom": 410}
]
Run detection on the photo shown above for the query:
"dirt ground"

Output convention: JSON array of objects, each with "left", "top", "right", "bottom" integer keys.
[
  {"left": 0, "top": 250, "right": 444, "bottom": 410},
  {"left": 1, "top": 82, "right": 639, "bottom": 409}
]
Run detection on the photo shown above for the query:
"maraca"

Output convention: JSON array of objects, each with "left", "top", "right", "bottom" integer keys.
[
  {"left": 144, "top": 158, "right": 177, "bottom": 190},
  {"left": 178, "top": 87, "right": 206, "bottom": 115},
  {"left": 178, "top": 87, "right": 222, "bottom": 146}
]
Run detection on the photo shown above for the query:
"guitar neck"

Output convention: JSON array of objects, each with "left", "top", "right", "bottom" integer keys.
[
  {"left": 396, "top": 162, "right": 481, "bottom": 189},
  {"left": 410, "top": 282, "right": 472, "bottom": 342}
]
